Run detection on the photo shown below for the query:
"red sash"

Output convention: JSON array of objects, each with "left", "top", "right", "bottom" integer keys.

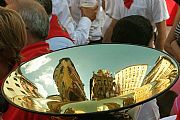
[{"left": 46, "top": 14, "right": 73, "bottom": 43}]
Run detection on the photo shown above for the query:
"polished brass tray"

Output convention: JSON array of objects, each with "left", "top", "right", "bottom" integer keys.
[{"left": 2, "top": 44, "right": 179, "bottom": 116}]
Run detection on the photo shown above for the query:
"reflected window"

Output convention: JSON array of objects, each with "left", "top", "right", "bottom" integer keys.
[
  {"left": 7, "top": 87, "right": 14, "bottom": 91},
  {"left": 21, "top": 91, "right": 26, "bottom": 95},
  {"left": 15, "top": 83, "right": 20, "bottom": 87},
  {"left": 67, "top": 66, "right": 72, "bottom": 74},
  {"left": 18, "top": 98, "right": 22, "bottom": 100},
  {"left": 14, "top": 77, "right": 18, "bottom": 81},
  {"left": 60, "top": 66, "right": 64, "bottom": 73}
]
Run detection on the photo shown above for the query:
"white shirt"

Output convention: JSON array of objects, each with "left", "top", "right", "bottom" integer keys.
[
  {"left": 127, "top": 99, "right": 160, "bottom": 120},
  {"left": 137, "top": 99, "right": 160, "bottom": 120},
  {"left": 102, "top": 0, "right": 115, "bottom": 36},
  {"left": 69, "top": 0, "right": 103, "bottom": 41},
  {"left": 52, "top": 0, "right": 92, "bottom": 45},
  {"left": 112, "top": 0, "right": 169, "bottom": 25},
  {"left": 104, "top": 0, "right": 115, "bottom": 17}
]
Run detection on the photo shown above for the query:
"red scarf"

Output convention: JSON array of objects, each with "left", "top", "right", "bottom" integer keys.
[
  {"left": 46, "top": 14, "right": 74, "bottom": 43},
  {"left": 124, "top": 0, "right": 134, "bottom": 9}
]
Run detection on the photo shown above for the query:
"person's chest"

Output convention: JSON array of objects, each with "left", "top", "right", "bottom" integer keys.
[{"left": 118, "top": 0, "right": 150, "bottom": 18}]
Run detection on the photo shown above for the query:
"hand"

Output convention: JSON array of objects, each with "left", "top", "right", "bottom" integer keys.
[{"left": 80, "top": 4, "right": 98, "bottom": 21}]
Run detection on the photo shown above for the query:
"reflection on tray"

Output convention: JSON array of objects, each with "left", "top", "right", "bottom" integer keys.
[{"left": 3, "top": 56, "right": 178, "bottom": 114}]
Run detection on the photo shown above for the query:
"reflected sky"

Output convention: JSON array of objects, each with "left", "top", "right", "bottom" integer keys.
[{"left": 20, "top": 44, "right": 176, "bottom": 99}]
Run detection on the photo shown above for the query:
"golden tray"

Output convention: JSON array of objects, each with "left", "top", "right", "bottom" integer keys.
[{"left": 2, "top": 44, "right": 179, "bottom": 117}]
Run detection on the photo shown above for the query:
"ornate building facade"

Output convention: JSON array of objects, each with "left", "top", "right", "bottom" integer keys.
[
  {"left": 114, "top": 65, "right": 148, "bottom": 96},
  {"left": 90, "top": 69, "right": 115, "bottom": 100},
  {"left": 53, "top": 58, "right": 86, "bottom": 102}
]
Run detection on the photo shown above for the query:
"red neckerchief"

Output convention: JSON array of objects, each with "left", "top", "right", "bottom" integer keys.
[
  {"left": 46, "top": 14, "right": 74, "bottom": 43},
  {"left": 124, "top": 0, "right": 134, "bottom": 9}
]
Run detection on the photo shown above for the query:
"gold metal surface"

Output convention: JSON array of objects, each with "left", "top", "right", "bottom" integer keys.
[{"left": 2, "top": 44, "right": 179, "bottom": 116}]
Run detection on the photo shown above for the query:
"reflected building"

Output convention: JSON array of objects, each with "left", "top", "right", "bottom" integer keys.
[
  {"left": 142, "top": 56, "right": 177, "bottom": 94},
  {"left": 4, "top": 70, "right": 42, "bottom": 99},
  {"left": 115, "top": 65, "right": 148, "bottom": 95},
  {"left": 114, "top": 56, "right": 177, "bottom": 101},
  {"left": 53, "top": 58, "right": 86, "bottom": 102},
  {"left": 90, "top": 69, "right": 115, "bottom": 100},
  {"left": 46, "top": 95, "right": 71, "bottom": 113},
  {"left": 89, "top": 56, "right": 178, "bottom": 105},
  {"left": 97, "top": 103, "right": 120, "bottom": 111},
  {"left": 143, "top": 56, "right": 177, "bottom": 85},
  {"left": 150, "top": 78, "right": 171, "bottom": 95},
  {"left": 46, "top": 95, "right": 62, "bottom": 112},
  {"left": 12, "top": 96, "right": 50, "bottom": 112},
  {"left": 134, "top": 84, "right": 152, "bottom": 102}
]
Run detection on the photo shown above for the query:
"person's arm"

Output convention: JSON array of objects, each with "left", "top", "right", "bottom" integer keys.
[
  {"left": 171, "top": 40, "right": 180, "bottom": 61},
  {"left": 102, "top": 0, "right": 120, "bottom": 43},
  {"left": 52, "top": 0, "right": 98, "bottom": 45},
  {"left": 103, "top": 18, "right": 117, "bottom": 43},
  {"left": 150, "top": 0, "right": 169, "bottom": 50},
  {"left": 71, "top": 4, "right": 98, "bottom": 45},
  {"left": 155, "top": 20, "right": 167, "bottom": 50},
  {"left": 165, "top": 6, "right": 180, "bottom": 56}
]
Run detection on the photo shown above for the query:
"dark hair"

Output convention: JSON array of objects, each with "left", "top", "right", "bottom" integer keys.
[
  {"left": 35, "top": 0, "right": 52, "bottom": 15},
  {"left": 174, "top": 0, "right": 180, "bottom": 5},
  {"left": 111, "top": 15, "right": 153, "bottom": 47},
  {"left": 0, "top": 0, "right": 6, "bottom": 7}
]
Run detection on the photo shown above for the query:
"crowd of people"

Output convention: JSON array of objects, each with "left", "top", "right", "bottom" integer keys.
[{"left": 0, "top": 0, "right": 180, "bottom": 120}]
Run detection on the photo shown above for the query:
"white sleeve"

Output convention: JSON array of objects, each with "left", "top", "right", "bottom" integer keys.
[
  {"left": 70, "top": 17, "right": 92, "bottom": 45},
  {"left": 160, "top": 0, "right": 169, "bottom": 21},
  {"left": 137, "top": 99, "right": 160, "bottom": 120},
  {"left": 52, "top": 0, "right": 92, "bottom": 45},
  {"left": 150, "top": 0, "right": 169, "bottom": 23},
  {"left": 52, "top": 0, "right": 69, "bottom": 25}
]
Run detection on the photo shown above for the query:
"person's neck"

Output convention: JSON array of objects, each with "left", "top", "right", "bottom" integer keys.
[{"left": 26, "top": 33, "right": 44, "bottom": 45}]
